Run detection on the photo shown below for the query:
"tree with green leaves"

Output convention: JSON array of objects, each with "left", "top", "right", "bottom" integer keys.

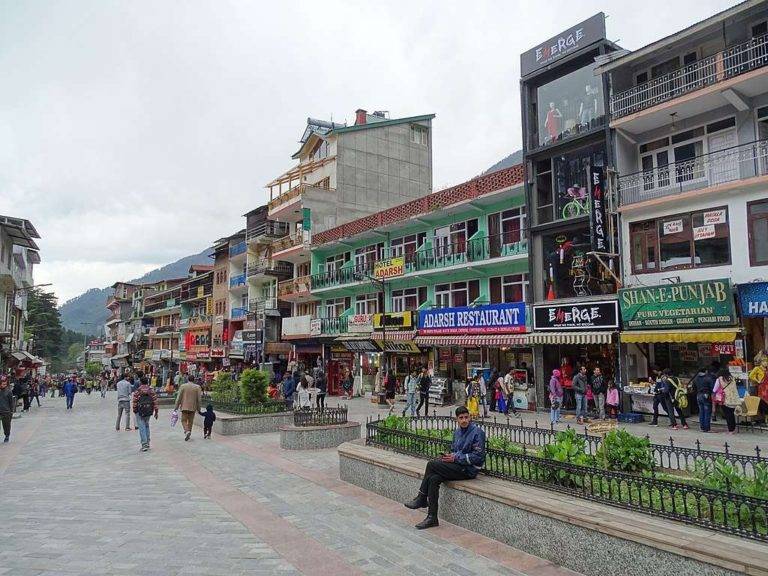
[{"left": 26, "top": 287, "right": 63, "bottom": 360}]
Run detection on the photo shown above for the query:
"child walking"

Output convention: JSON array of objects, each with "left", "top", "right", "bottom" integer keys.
[
  {"left": 606, "top": 380, "right": 620, "bottom": 419},
  {"left": 199, "top": 404, "right": 217, "bottom": 439}
]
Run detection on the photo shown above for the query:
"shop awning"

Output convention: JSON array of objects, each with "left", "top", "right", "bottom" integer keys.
[
  {"left": 125, "top": 333, "right": 134, "bottom": 343},
  {"left": 528, "top": 332, "right": 614, "bottom": 345},
  {"left": 620, "top": 329, "right": 740, "bottom": 344},
  {"left": 371, "top": 330, "right": 417, "bottom": 341},
  {"left": 10, "top": 351, "right": 37, "bottom": 363},
  {"left": 414, "top": 334, "right": 530, "bottom": 347}
]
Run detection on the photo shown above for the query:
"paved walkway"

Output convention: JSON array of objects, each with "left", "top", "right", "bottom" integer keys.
[{"left": 0, "top": 394, "right": 582, "bottom": 576}]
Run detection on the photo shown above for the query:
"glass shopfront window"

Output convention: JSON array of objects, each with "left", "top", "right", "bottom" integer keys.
[
  {"left": 535, "top": 63, "right": 604, "bottom": 148},
  {"left": 535, "top": 143, "right": 605, "bottom": 225},
  {"left": 542, "top": 226, "right": 615, "bottom": 299}
]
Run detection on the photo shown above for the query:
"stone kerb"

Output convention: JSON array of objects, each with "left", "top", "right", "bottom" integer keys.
[
  {"left": 338, "top": 441, "right": 768, "bottom": 576},
  {"left": 279, "top": 421, "right": 361, "bottom": 450},
  {"left": 193, "top": 410, "right": 293, "bottom": 436}
]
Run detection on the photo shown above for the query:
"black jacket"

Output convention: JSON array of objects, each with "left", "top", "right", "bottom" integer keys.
[
  {"left": 572, "top": 373, "right": 588, "bottom": 394},
  {"left": 418, "top": 375, "right": 431, "bottom": 394},
  {"left": 693, "top": 371, "right": 714, "bottom": 398},
  {"left": 0, "top": 387, "right": 15, "bottom": 414},
  {"left": 591, "top": 375, "right": 606, "bottom": 395},
  {"left": 199, "top": 408, "right": 217, "bottom": 427}
]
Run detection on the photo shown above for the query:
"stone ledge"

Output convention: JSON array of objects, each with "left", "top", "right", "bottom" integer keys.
[
  {"left": 280, "top": 422, "right": 361, "bottom": 450},
  {"left": 192, "top": 411, "right": 292, "bottom": 436},
  {"left": 338, "top": 441, "right": 768, "bottom": 576}
]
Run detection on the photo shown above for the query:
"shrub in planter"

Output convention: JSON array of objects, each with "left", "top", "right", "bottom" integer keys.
[
  {"left": 596, "top": 429, "right": 654, "bottom": 473},
  {"left": 211, "top": 371, "right": 239, "bottom": 403},
  {"left": 239, "top": 369, "right": 270, "bottom": 406}
]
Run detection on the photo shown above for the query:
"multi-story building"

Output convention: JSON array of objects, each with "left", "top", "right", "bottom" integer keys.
[
  {"left": 142, "top": 278, "right": 185, "bottom": 381},
  {"left": 256, "top": 109, "right": 436, "bottom": 369},
  {"left": 0, "top": 215, "right": 40, "bottom": 372},
  {"left": 178, "top": 266, "right": 213, "bottom": 368},
  {"left": 105, "top": 282, "right": 138, "bottom": 369},
  {"left": 211, "top": 231, "right": 245, "bottom": 367},
  {"left": 597, "top": 1, "right": 768, "bottom": 391},
  {"left": 519, "top": 14, "right": 623, "bottom": 405},
  {"left": 308, "top": 165, "right": 528, "bottom": 396}
]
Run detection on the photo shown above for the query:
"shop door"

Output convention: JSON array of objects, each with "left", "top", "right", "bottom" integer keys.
[{"left": 707, "top": 130, "right": 738, "bottom": 185}]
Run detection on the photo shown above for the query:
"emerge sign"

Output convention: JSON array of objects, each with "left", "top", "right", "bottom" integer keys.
[{"left": 520, "top": 13, "right": 606, "bottom": 76}]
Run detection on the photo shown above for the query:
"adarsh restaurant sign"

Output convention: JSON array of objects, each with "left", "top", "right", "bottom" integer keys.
[
  {"left": 418, "top": 303, "right": 525, "bottom": 335},
  {"left": 619, "top": 279, "right": 736, "bottom": 329},
  {"left": 520, "top": 13, "right": 606, "bottom": 77}
]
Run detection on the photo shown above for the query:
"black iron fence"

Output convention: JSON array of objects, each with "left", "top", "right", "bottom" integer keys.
[
  {"left": 384, "top": 414, "right": 765, "bottom": 476},
  {"left": 366, "top": 418, "right": 768, "bottom": 542},
  {"left": 293, "top": 406, "right": 348, "bottom": 427},
  {"left": 208, "top": 398, "right": 287, "bottom": 415}
]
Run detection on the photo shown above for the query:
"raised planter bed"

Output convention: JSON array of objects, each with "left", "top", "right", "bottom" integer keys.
[
  {"left": 193, "top": 410, "right": 292, "bottom": 435},
  {"left": 279, "top": 420, "right": 361, "bottom": 450},
  {"left": 339, "top": 441, "right": 768, "bottom": 576}
]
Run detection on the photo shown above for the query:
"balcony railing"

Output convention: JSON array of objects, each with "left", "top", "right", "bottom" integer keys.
[
  {"left": 230, "top": 307, "right": 248, "bottom": 320},
  {"left": 187, "top": 315, "right": 212, "bottom": 329},
  {"left": 268, "top": 182, "right": 334, "bottom": 211},
  {"left": 228, "top": 241, "right": 246, "bottom": 257},
  {"left": 144, "top": 298, "right": 179, "bottom": 313},
  {"left": 245, "top": 221, "right": 290, "bottom": 243},
  {"left": 246, "top": 261, "right": 293, "bottom": 279},
  {"left": 155, "top": 325, "right": 178, "bottom": 335},
  {"left": 249, "top": 298, "right": 278, "bottom": 313},
  {"left": 611, "top": 33, "right": 768, "bottom": 119},
  {"left": 272, "top": 231, "right": 309, "bottom": 253},
  {"left": 320, "top": 317, "right": 348, "bottom": 336},
  {"left": 277, "top": 275, "right": 312, "bottom": 299},
  {"left": 229, "top": 273, "right": 246, "bottom": 288},
  {"left": 619, "top": 139, "right": 768, "bottom": 206},
  {"left": 311, "top": 233, "right": 528, "bottom": 290}
]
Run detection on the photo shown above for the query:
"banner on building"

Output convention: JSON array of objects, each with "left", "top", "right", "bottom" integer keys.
[
  {"left": 373, "top": 257, "right": 404, "bottom": 280},
  {"left": 619, "top": 279, "right": 736, "bottom": 329},
  {"left": 348, "top": 314, "right": 374, "bottom": 333},
  {"left": 418, "top": 303, "right": 526, "bottom": 335},
  {"left": 738, "top": 281, "right": 768, "bottom": 317},
  {"left": 373, "top": 311, "right": 414, "bottom": 330},
  {"left": 589, "top": 166, "right": 608, "bottom": 252},
  {"left": 532, "top": 300, "right": 619, "bottom": 331},
  {"left": 378, "top": 340, "right": 421, "bottom": 354}
]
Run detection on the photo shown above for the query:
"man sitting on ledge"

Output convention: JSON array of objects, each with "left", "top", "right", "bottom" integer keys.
[{"left": 404, "top": 405, "right": 486, "bottom": 529}]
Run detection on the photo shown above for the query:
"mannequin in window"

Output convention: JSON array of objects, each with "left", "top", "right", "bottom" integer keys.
[
  {"left": 544, "top": 102, "right": 562, "bottom": 143},
  {"left": 579, "top": 84, "right": 599, "bottom": 129}
]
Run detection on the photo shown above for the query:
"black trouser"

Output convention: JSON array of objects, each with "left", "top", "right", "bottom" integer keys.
[
  {"left": 489, "top": 393, "right": 497, "bottom": 412},
  {"left": 316, "top": 392, "right": 326, "bottom": 410},
  {"left": 31, "top": 393, "right": 40, "bottom": 407},
  {"left": 1, "top": 413, "right": 10, "bottom": 438},
  {"left": 672, "top": 402, "right": 687, "bottom": 427},
  {"left": 418, "top": 460, "right": 473, "bottom": 517},
  {"left": 651, "top": 395, "right": 675, "bottom": 425},
  {"left": 416, "top": 392, "right": 429, "bottom": 416},
  {"left": 505, "top": 392, "right": 517, "bottom": 415},
  {"left": 21, "top": 394, "right": 30, "bottom": 411},
  {"left": 721, "top": 405, "right": 736, "bottom": 432}
]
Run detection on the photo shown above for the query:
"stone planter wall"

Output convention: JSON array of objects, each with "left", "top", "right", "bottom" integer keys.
[
  {"left": 279, "top": 422, "right": 361, "bottom": 450},
  {"left": 338, "top": 441, "right": 767, "bottom": 576},
  {"left": 192, "top": 411, "right": 293, "bottom": 436}
]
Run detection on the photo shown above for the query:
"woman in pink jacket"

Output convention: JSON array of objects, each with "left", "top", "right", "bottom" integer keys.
[{"left": 549, "top": 370, "right": 564, "bottom": 424}]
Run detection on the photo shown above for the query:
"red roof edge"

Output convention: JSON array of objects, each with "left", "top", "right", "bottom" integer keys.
[{"left": 312, "top": 164, "right": 525, "bottom": 247}]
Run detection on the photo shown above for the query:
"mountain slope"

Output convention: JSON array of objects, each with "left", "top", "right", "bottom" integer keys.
[{"left": 59, "top": 248, "right": 213, "bottom": 335}]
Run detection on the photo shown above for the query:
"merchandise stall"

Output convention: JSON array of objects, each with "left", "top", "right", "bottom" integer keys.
[
  {"left": 618, "top": 279, "right": 742, "bottom": 414},
  {"left": 530, "top": 299, "right": 620, "bottom": 410},
  {"left": 372, "top": 312, "right": 426, "bottom": 390}
]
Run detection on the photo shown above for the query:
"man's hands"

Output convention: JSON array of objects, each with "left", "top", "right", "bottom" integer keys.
[{"left": 440, "top": 453, "right": 455, "bottom": 463}]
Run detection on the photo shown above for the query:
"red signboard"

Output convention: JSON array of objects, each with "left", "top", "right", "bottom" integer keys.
[{"left": 711, "top": 343, "right": 736, "bottom": 356}]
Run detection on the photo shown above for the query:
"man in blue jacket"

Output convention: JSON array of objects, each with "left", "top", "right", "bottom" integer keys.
[
  {"left": 404, "top": 405, "right": 486, "bottom": 529},
  {"left": 62, "top": 376, "right": 78, "bottom": 410},
  {"left": 282, "top": 372, "right": 297, "bottom": 409}
]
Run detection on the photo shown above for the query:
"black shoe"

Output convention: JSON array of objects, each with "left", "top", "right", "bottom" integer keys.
[
  {"left": 415, "top": 515, "right": 439, "bottom": 529},
  {"left": 3, "top": 436, "right": 8, "bottom": 443},
  {"left": 404, "top": 495, "right": 428, "bottom": 510},
  {"left": 185, "top": 431, "right": 191, "bottom": 441}
]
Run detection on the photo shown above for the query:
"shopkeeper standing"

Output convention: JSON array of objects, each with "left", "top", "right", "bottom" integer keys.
[{"left": 416, "top": 367, "right": 431, "bottom": 417}]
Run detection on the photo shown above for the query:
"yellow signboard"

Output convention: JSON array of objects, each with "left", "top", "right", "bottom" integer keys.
[
  {"left": 379, "top": 340, "right": 421, "bottom": 354},
  {"left": 373, "top": 311, "right": 413, "bottom": 329},
  {"left": 373, "top": 256, "right": 405, "bottom": 280}
]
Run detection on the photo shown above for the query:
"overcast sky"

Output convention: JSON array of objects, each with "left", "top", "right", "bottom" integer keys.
[{"left": 1, "top": 0, "right": 735, "bottom": 303}]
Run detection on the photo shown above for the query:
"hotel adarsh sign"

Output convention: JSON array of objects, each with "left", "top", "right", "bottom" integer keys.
[
  {"left": 373, "top": 257, "right": 404, "bottom": 280},
  {"left": 619, "top": 279, "right": 736, "bottom": 330}
]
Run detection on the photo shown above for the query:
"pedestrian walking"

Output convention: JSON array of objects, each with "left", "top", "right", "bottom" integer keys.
[
  {"left": 315, "top": 369, "right": 327, "bottom": 410},
  {"left": 342, "top": 368, "right": 354, "bottom": 400},
  {"left": 29, "top": 379, "right": 41, "bottom": 408},
  {"left": 403, "top": 406, "right": 486, "bottom": 529},
  {"left": 115, "top": 374, "right": 133, "bottom": 431},
  {"left": 63, "top": 376, "right": 77, "bottom": 410},
  {"left": 591, "top": 367, "right": 606, "bottom": 421},
  {"left": 606, "top": 380, "right": 620, "bottom": 419},
  {"left": 198, "top": 404, "right": 216, "bottom": 439},
  {"left": 282, "top": 372, "right": 296, "bottom": 410},
  {"left": 99, "top": 375, "right": 108, "bottom": 398},
  {"left": 572, "top": 366, "right": 588, "bottom": 425},
  {"left": 384, "top": 370, "right": 397, "bottom": 414},
  {"left": 549, "top": 369, "right": 564, "bottom": 424},
  {"left": 402, "top": 370, "right": 418, "bottom": 417},
  {"left": 415, "top": 367, "right": 431, "bottom": 417},
  {"left": 714, "top": 368, "right": 740, "bottom": 434},
  {"left": 174, "top": 375, "right": 202, "bottom": 441},
  {"left": 650, "top": 370, "right": 677, "bottom": 428},
  {"left": 0, "top": 376, "right": 14, "bottom": 442},
  {"left": 488, "top": 368, "right": 499, "bottom": 412},
  {"left": 693, "top": 367, "right": 715, "bottom": 432},
  {"left": 667, "top": 370, "right": 689, "bottom": 429},
  {"left": 132, "top": 376, "right": 158, "bottom": 451},
  {"left": 17, "top": 378, "right": 30, "bottom": 412}
]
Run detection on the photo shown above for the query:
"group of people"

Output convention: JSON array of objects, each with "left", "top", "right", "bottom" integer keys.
[
  {"left": 271, "top": 368, "right": 329, "bottom": 411},
  {"left": 549, "top": 366, "right": 617, "bottom": 425}
]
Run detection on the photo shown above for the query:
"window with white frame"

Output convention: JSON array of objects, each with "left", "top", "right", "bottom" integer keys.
[
  {"left": 354, "top": 244, "right": 380, "bottom": 270},
  {"left": 324, "top": 298, "right": 347, "bottom": 318},
  {"left": 389, "top": 233, "right": 426, "bottom": 258},
  {"left": 434, "top": 280, "right": 480, "bottom": 308},
  {"left": 391, "top": 287, "right": 425, "bottom": 312},
  {"left": 489, "top": 274, "right": 528, "bottom": 304},
  {"left": 354, "top": 293, "right": 379, "bottom": 315},
  {"left": 325, "top": 253, "right": 348, "bottom": 274},
  {"left": 433, "top": 220, "right": 478, "bottom": 257},
  {"left": 410, "top": 124, "right": 428, "bottom": 145},
  {"left": 488, "top": 208, "right": 526, "bottom": 245}
]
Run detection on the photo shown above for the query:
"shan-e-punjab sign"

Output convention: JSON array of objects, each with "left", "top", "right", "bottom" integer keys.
[{"left": 619, "top": 279, "right": 736, "bottom": 329}]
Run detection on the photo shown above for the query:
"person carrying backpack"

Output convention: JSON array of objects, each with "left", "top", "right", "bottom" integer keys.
[
  {"left": 132, "top": 376, "right": 158, "bottom": 452},
  {"left": 666, "top": 369, "right": 689, "bottom": 430}
]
